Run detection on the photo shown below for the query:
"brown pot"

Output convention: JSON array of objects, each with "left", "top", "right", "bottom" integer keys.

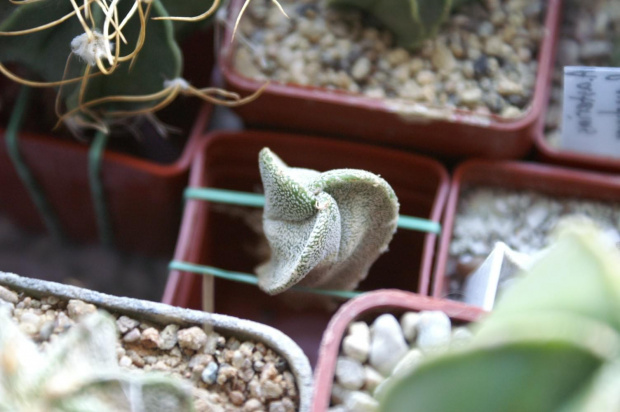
[
  {"left": 0, "top": 30, "right": 215, "bottom": 256},
  {"left": 163, "top": 130, "right": 449, "bottom": 364},
  {"left": 218, "top": 0, "right": 561, "bottom": 159},
  {"left": 432, "top": 159, "right": 620, "bottom": 301},
  {"left": 311, "top": 289, "right": 483, "bottom": 411}
]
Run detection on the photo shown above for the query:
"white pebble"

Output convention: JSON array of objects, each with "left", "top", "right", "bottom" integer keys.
[
  {"left": 369, "top": 314, "right": 408, "bottom": 376},
  {"left": 416, "top": 311, "right": 452, "bottom": 354},
  {"left": 400, "top": 312, "right": 421, "bottom": 343},
  {"left": 344, "top": 391, "right": 379, "bottom": 412},
  {"left": 335, "top": 356, "right": 365, "bottom": 390}
]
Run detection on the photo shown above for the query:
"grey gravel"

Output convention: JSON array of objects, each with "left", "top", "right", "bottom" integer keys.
[{"left": 233, "top": 0, "right": 545, "bottom": 117}]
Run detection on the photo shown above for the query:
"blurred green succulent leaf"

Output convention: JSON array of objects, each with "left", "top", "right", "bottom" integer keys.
[
  {"left": 378, "top": 223, "right": 620, "bottom": 412},
  {"left": 325, "top": 0, "right": 476, "bottom": 50}
]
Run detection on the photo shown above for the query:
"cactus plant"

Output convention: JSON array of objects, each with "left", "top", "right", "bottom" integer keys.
[
  {"left": 0, "top": 308, "right": 194, "bottom": 411},
  {"left": 256, "top": 147, "right": 399, "bottom": 295},
  {"left": 0, "top": 0, "right": 262, "bottom": 133},
  {"left": 377, "top": 222, "right": 620, "bottom": 411},
  {"left": 325, "top": 0, "right": 476, "bottom": 51}
]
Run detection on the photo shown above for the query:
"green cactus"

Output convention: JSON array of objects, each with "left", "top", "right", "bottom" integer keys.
[
  {"left": 377, "top": 222, "right": 620, "bottom": 412},
  {"left": 0, "top": 309, "right": 194, "bottom": 411},
  {"left": 256, "top": 148, "right": 399, "bottom": 295},
  {"left": 0, "top": 0, "right": 266, "bottom": 132},
  {"left": 325, "top": 0, "right": 476, "bottom": 50}
]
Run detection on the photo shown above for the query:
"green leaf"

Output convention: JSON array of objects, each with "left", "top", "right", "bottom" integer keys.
[
  {"left": 486, "top": 224, "right": 620, "bottom": 333},
  {"left": 378, "top": 342, "right": 603, "bottom": 412}
]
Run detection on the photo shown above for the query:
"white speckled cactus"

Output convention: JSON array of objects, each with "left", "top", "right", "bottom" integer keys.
[
  {"left": 0, "top": 309, "right": 193, "bottom": 412},
  {"left": 256, "top": 148, "right": 400, "bottom": 295}
]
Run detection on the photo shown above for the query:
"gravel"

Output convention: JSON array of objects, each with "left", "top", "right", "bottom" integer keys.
[
  {"left": 233, "top": 0, "right": 545, "bottom": 118},
  {"left": 544, "top": 0, "right": 620, "bottom": 146},
  {"left": 330, "top": 312, "right": 471, "bottom": 411},
  {"left": 1, "top": 286, "right": 299, "bottom": 412},
  {"left": 446, "top": 187, "right": 620, "bottom": 299}
]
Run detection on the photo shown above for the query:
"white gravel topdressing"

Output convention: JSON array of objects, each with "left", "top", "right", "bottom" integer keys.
[
  {"left": 445, "top": 186, "right": 620, "bottom": 299},
  {"left": 233, "top": 0, "right": 546, "bottom": 118}
]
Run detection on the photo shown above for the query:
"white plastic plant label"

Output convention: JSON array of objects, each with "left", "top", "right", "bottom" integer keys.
[{"left": 560, "top": 66, "right": 620, "bottom": 158}]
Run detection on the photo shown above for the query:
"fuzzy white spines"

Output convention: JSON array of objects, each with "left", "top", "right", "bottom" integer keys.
[
  {"left": 0, "top": 308, "right": 193, "bottom": 411},
  {"left": 71, "top": 30, "right": 114, "bottom": 67},
  {"left": 256, "top": 148, "right": 400, "bottom": 295}
]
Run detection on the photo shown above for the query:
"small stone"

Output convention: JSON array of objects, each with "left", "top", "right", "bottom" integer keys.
[
  {"left": 416, "top": 70, "right": 435, "bottom": 86},
  {"left": 369, "top": 314, "right": 408, "bottom": 376},
  {"left": 400, "top": 312, "right": 421, "bottom": 343},
  {"left": 66, "top": 300, "right": 96, "bottom": 320},
  {"left": 230, "top": 391, "right": 245, "bottom": 406},
  {"left": 458, "top": 88, "right": 483, "bottom": 107},
  {"left": 0, "top": 286, "right": 18, "bottom": 304},
  {"left": 201, "top": 361, "right": 219, "bottom": 384},
  {"left": 177, "top": 326, "right": 208, "bottom": 351},
  {"left": 451, "top": 327, "right": 474, "bottom": 348},
  {"left": 342, "top": 324, "right": 370, "bottom": 362},
  {"left": 116, "top": 316, "right": 139, "bottom": 334},
  {"left": 270, "top": 401, "right": 287, "bottom": 412},
  {"left": 243, "top": 398, "right": 263, "bottom": 412},
  {"left": 119, "top": 356, "right": 133, "bottom": 368},
  {"left": 158, "top": 324, "right": 179, "bottom": 350},
  {"left": 501, "top": 105, "right": 522, "bottom": 118},
  {"left": 330, "top": 383, "right": 352, "bottom": 405},
  {"left": 363, "top": 365, "right": 384, "bottom": 393},
  {"left": 140, "top": 327, "right": 160, "bottom": 349},
  {"left": 497, "top": 77, "right": 523, "bottom": 96},
  {"left": 351, "top": 57, "right": 371, "bottom": 80},
  {"left": 416, "top": 311, "right": 452, "bottom": 354},
  {"left": 335, "top": 356, "right": 365, "bottom": 390},
  {"left": 386, "top": 48, "right": 410, "bottom": 66},
  {"left": 123, "top": 328, "right": 141, "bottom": 343},
  {"left": 431, "top": 42, "right": 456, "bottom": 72},
  {"left": 344, "top": 391, "right": 379, "bottom": 412},
  {"left": 232, "top": 350, "right": 246, "bottom": 369},
  {"left": 262, "top": 380, "right": 284, "bottom": 399},
  {"left": 217, "top": 364, "right": 237, "bottom": 385}
]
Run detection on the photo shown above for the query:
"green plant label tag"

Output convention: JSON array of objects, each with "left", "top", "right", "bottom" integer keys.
[{"left": 560, "top": 66, "right": 620, "bottom": 158}]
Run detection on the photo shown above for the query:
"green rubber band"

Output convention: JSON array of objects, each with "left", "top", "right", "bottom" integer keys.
[
  {"left": 88, "top": 130, "right": 114, "bottom": 247},
  {"left": 5, "top": 86, "right": 65, "bottom": 241},
  {"left": 184, "top": 187, "right": 442, "bottom": 234},
  {"left": 169, "top": 260, "right": 364, "bottom": 300}
]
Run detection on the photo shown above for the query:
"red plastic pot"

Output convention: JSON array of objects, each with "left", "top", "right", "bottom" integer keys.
[
  {"left": 432, "top": 159, "right": 620, "bottom": 300},
  {"left": 219, "top": 0, "right": 561, "bottom": 159},
  {"left": 163, "top": 130, "right": 449, "bottom": 364},
  {"left": 0, "top": 30, "right": 215, "bottom": 256},
  {"left": 311, "top": 290, "right": 483, "bottom": 411},
  {"left": 535, "top": 131, "right": 620, "bottom": 174}
]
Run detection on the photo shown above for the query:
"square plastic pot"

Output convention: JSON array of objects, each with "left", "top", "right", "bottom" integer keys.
[
  {"left": 311, "top": 290, "right": 483, "bottom": 411},
  {"left": 218, "top": 0, "right": 561, "bottom": 159},
  {"left": 0, "top": 30, "right": 215, "bottom": 256},
  {"left": 533, "top": 1, "right": 620, "bottom": 174},
  {"left": 163, "top": 130, "right": 449, "bottom": 364},
  {"left": 432, "top": 159, "right": 620, "bottom": 301}
]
